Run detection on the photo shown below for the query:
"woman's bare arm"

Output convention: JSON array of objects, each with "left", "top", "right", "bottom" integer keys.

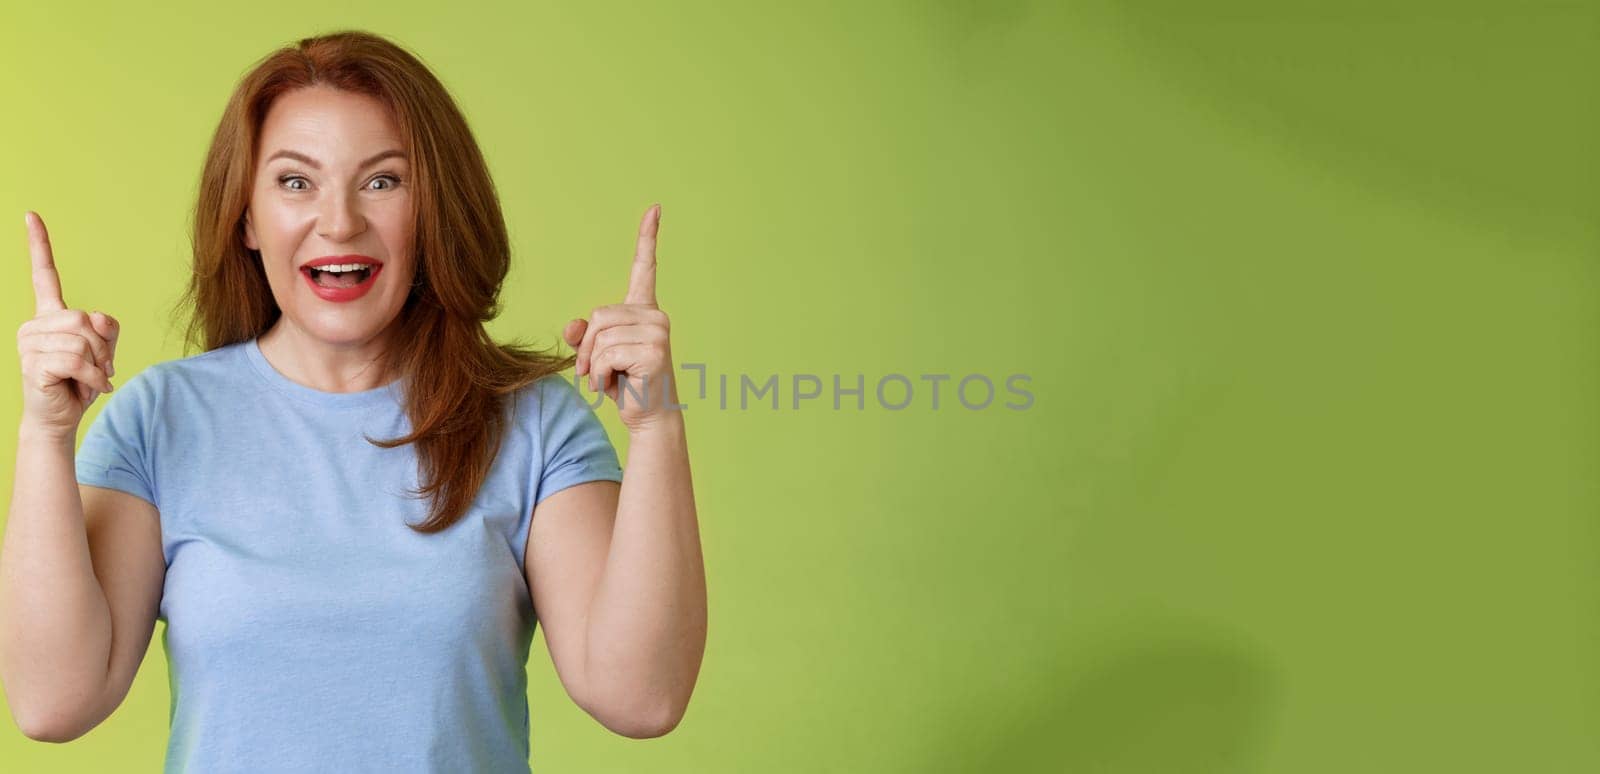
[
  {"left": 3, "top": 211, "right": 160, "bottom": 743},
  {"left": 0, "top": 427, "right": 115, "bottom": 741},
  {"left": 1, "top": 426, "right": 166, "bottom": 744},
  {"left": 526, "top": 411, "right": 705, "bottom": 738}
]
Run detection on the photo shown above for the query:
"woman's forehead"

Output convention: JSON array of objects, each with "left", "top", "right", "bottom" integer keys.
[{"left": 260, "top": 87, "right": 403, "bottom": 153}]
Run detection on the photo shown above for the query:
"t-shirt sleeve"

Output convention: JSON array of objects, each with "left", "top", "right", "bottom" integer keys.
[
  {"left": 533, "top": 374, "right": 624, "bottom": 507},
  {"left": 74, "top": 369, "right": 159, "bottom": 509}
]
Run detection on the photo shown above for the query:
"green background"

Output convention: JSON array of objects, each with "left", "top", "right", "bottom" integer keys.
[{"left": 3, "top": 1, "right": 1597, "bottom": 771}]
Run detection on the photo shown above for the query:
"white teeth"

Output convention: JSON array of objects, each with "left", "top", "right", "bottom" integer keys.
[{"left": 308, "top": 263, "right": 373, "bottom": 273}]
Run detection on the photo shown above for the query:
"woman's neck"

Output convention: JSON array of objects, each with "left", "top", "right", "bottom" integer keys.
[{"left": 256, "top": 320, "right": 397, "bottom": 394}]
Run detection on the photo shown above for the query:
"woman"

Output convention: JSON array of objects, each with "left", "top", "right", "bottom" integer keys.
[{"left": 1, "top": 30, "right": 706, "bottom": 772}]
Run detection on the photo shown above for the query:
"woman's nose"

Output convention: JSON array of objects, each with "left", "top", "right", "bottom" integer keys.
[{"left": 316, "top": 190, "right": 366, "bottom": 242}]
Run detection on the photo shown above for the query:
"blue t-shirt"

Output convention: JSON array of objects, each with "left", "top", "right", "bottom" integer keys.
[{"left": 73, "top": 336, "right": 624, "bottom": 773}]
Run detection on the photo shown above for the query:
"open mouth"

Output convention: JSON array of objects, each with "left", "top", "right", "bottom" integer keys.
[{"left": 305, "top": 266, "right": 374, "bottom": 288}]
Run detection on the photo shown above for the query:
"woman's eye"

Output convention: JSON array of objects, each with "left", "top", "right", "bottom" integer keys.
[{"left": 276, "top": 173, "right": 400, "bottom": 192}]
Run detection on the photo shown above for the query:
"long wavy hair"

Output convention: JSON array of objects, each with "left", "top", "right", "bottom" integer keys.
[{"left": 172, "top": 29, "right": 576, "bottom": 534}]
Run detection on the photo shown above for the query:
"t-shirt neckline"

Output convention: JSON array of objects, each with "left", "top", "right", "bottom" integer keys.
[{"left": 243, "top": 335, "right": 404, "bottom": 410}]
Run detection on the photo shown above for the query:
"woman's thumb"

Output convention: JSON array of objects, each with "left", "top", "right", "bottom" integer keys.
[
  {"left": 562, "top": 318, "right": 587, "bottom": 348},
  {"left": 89, "top": 310, "right": 119, "bottom": 339}
]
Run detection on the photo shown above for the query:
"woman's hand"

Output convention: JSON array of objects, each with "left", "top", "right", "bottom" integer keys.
[
  {"left": 562, "top": 204, "right": 678, "bottom": 434},
  {"left": 17, "top": 211, "right": 120, "bottom": 439}
]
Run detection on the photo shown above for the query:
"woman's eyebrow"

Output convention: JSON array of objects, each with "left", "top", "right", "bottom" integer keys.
[{"left": 265, "top": 148, "right": 407, "bottom": 169}]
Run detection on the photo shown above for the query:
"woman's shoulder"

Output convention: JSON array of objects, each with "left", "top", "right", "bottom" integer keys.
[
  {"left": 112, "top": 341, "right": 251, "bottom": 403},
  {"left": 508, "top": 372, "right": 596, "bottom": 429}
]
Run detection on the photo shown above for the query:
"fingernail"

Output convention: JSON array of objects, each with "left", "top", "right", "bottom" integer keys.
[
  {"left": 108, "top": 360, "right": 115, "bottom": 377},
  {"left": 106, "top": 380, "right": 115, "bottom": 392}
]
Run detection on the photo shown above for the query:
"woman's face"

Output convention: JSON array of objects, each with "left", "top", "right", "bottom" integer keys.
[{"left": 243, "top": 85, "right": 416, "bottom": 348}]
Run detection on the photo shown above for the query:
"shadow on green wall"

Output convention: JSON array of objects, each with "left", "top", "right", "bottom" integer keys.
[{"left": 916, "top": 622, "right": 1279, "bottom": 773}]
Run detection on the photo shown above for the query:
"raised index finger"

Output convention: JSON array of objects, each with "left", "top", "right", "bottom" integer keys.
[
  {"left": 624, "top": 203, "right": 660, "bottom": 307},
  {"left": 25, "top": 211, "right": 66, "bottom": 314}
]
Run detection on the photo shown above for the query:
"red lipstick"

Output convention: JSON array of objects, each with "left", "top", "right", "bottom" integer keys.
[{"left": 299, "top": 255, "right": 384, "bottom": 303}]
